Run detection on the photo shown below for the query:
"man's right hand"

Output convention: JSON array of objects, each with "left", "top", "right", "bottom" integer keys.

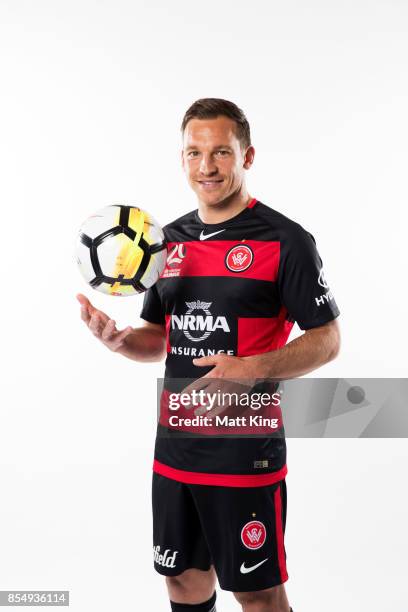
[{"left": 77, "top": 293, "right": 134, "bottom": 352}]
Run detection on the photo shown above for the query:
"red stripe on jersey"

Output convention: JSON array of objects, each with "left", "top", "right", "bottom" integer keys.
[
  {"left": 164, "top": 315, "right": 171, "bottom": 353},
  {"left": 247, "top": 198, "right": 257, "bottom": 208},
  {"left": 274, "top": 483, "right": 289, "bottom": 582},
  {"left": 161, "top": 240, "right": 280, "bottom": 282},
  {"left": 237, "top": 308, "right": 294, "bottom": 356},
  {"left": 153, "top": 460, "right": 288, "bottom": 487}
]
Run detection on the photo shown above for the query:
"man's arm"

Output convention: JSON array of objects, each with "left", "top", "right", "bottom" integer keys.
[
  {"left": 118, "top": 321, "right": 166, "bottom": 362},
  {"left": 191, "top": 319, "right": 340, "bottom": 383},
  {"left": 181, "top": 320, "right": 340, "bottom": 419},
  {"left": 244, "top": 319, "right": 341, "bottom": 380},
  {"left": 77, "top": 293, "right": 166, "bottom": 362}
]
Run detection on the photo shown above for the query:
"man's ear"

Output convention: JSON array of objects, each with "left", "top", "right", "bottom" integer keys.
[
  {"left": 181, "top": 149, "right": 185, "bottom": 170},
  {"left": 243, "top": 145, "right": 255, "bottom": 170}
]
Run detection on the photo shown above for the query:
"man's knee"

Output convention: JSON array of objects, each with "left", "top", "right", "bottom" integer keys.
[
  {"left": 166, "top": 567, "right": 216, "bottom": 604},
  {"left": 233, "top": 584, "right": 289, "bottom": 610}
]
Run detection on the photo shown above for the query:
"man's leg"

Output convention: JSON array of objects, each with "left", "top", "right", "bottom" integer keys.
[
  {"left": 166, "top": 566, "right": 217, "bottom": 609},
  {"left": 186, "top": 479, "right": 292, "bottom": 610},
  {"left": 152, "top": 474, "right": 216, "bottom": 610},
  {"left": 234, "top": 583, "right": 291, "bottom": 612}
]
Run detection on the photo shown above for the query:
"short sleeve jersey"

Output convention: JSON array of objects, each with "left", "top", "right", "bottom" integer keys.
[{"left": 141, "top": 199, "right": 340, "bottom": 487}]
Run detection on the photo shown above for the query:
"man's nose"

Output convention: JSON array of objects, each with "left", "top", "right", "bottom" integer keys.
[{"left": 199, "top": 153, "right": 217, "bottom": 175}]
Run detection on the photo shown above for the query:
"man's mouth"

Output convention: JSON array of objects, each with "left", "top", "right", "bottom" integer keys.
[{"left": 197, "top": 179, "right": 224, "bottom": 189}]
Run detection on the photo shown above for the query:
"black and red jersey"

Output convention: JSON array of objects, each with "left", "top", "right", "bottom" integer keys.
[{"left": 140, "top": 198, "right": 340, "bottom": 486}]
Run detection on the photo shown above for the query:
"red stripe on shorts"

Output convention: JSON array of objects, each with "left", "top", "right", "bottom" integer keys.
[
  {"left": 153, "top": 460, "right": 287, "bottom": 487},
  {"left": 274, "top": 482, "right": 288, "bottom": 582}
]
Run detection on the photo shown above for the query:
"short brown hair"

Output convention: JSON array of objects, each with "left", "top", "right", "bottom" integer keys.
[{"left": 181, "top": 98, "right": 251, "bottom": 149}]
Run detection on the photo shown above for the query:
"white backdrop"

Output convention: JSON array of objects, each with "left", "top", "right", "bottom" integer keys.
[{"left": 1, "top": 1, "right": 407, "bottom": 610}]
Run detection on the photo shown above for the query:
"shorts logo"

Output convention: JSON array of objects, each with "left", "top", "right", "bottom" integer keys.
[
  {"left": 241, "top": 520, "right": 266, "bottom": 550},
  {"left": 153, "top": 545, "right": 178, "bottom": 568},
  {"left": 240, "top": 558, "right": 269, "bottom": 574},
  {"left": 225, "top": 244, "right": 254, "bottom": 273}
]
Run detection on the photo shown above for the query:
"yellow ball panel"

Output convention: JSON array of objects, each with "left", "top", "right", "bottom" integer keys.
[
  {"left": 111, "top": 233, "right": 144, "bottom": 279},
  {"left": 127, "top": 207, "right": 145, "bottom": 239}
]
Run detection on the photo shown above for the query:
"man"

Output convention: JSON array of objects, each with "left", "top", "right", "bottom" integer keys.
[{"left": 77, "top": 98, "right": 340, "bottom": 612}]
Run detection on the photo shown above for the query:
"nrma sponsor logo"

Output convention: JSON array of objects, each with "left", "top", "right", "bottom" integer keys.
[{"left": 171, "top": 301, "right": 230, "bottom": 342}]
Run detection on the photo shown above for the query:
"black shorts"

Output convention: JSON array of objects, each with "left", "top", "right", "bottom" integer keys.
[{"left": 152, "top": 472, "right": 288, "bottom": 592}]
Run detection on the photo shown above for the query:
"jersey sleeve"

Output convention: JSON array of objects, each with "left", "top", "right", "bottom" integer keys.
[
  {"left": 278, "top": 227, "right": 340, "bottom": 330},
  {"left": 140, "top": 284, "right": 165, "bottom": 325}
]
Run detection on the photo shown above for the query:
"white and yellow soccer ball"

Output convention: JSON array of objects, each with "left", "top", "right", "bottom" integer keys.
[{"left": 76, "top": 205, "right": 166, "bottom": 296}]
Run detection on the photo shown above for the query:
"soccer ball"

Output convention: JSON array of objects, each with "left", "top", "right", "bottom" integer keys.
[{"left": 76, "top": 205, "right": 166, "bottom": 296}]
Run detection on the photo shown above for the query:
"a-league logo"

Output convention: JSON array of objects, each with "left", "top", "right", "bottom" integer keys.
[
  {"left": 167, "top": 243, "right": 186, "bottom": 267},
  {"left": 241, "top": 520, "right": 267, "bottom": 550},
  {"left": 162, "top": 243, "right": 186, "bottom": 278}
]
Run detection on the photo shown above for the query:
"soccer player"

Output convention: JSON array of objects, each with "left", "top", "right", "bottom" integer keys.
[{"left": 77, "top": 98, "right": 340, "bottom": 612}]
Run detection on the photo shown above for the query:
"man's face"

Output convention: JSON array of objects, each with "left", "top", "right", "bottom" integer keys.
[{"left": 181, "top": 116, "right": 254, "bottom": 206}]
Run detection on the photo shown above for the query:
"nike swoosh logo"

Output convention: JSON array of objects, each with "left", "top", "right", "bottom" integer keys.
[
  {"left": 199, "top": 229, "right": 225, "bottom": 240},
  {"left": 240, "top": 558, "right": 269, "bottom": 574}
]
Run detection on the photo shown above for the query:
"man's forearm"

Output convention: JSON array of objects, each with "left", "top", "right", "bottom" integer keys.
[
  {"left": 244, "top": 323, "right": 340, "bottom": 380},
  {"left": 116, "top": 327, "right": 166, "bottom": 362}
]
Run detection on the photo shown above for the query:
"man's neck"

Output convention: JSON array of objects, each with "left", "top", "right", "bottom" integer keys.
[{"left": 197, "top": 190, "right": 253, "bottom": 225}]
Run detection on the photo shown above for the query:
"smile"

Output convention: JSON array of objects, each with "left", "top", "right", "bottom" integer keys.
[{"left": 197, "top": 180, "right": 224, "bottom": 189}]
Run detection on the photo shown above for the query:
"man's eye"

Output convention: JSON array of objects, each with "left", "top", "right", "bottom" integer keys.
[
  {"left": 187, "top": 151, "right": 199, "bottom": 158},
  {"left": 216, "top": 150, "right": 229, "bottom": 156}
]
